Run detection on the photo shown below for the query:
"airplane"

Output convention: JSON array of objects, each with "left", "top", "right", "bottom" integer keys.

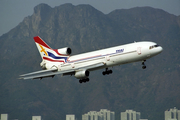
[{"left": 20, "top": 36, "right": 163, "bottom": 83}]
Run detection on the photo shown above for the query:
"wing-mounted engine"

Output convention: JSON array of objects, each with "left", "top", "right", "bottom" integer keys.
[
  {"left": 74, "top": 70, "right": 90, "bottom": 79},
  {"left": 57, "top": 47, "right": 72, "bottom": 55}
]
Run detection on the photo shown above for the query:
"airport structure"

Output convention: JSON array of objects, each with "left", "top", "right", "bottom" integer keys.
[
  {"left": 165, "top": 107, "right": 180, "bottom": 120},
  {"left": 32, "top": 116, "right": 41, "bottom": 120},
  {"left": 121, "top": 110, "right": 140, "bottom": 120},
  {"left": 82, "top": 109, "right": 115, "bottom": 120},
  {"left": 66, "top": 114, "right": 75, "bottom": 120},
  {"left": 1, "top": 114, "right": 8, "bottom": 120}
]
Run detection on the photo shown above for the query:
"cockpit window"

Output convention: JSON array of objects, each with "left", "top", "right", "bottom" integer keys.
[
  {"left": 154, "top": 45, "right": 159, "bottom": 47},
  {"left": 149, "top": 44, "right": 160, "bottom": 49}
]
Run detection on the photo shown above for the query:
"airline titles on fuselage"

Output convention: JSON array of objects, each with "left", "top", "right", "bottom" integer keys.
[{"left": 116, "top": 48, "right": 124, "bottom": 53}]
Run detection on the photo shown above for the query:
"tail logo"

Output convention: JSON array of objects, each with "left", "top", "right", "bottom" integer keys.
[
  {"left": 38, "top": 43, "right": 68, "bottom": 63},
  {"left": 39, "top": 44, "right": 48, "bottom": 56}
]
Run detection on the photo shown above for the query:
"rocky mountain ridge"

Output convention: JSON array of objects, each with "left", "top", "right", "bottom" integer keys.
[{"left": 0, "top": 3, "right": 180, "bottom": 120}]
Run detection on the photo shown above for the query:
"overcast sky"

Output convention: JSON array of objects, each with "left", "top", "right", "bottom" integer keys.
[{"left": 0, "top": 0, "right": 180, "bottom": 36}]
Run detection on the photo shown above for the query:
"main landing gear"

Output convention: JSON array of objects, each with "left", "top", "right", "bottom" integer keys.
[
  {"left": 102, "top": 68, "right": 113, "bottom": 75},
  {"left": 142, "top": 60, "right": 146, "bottom": 69},
  {"left": 79, "top": 78, "right": 89, "bottom": 83}
]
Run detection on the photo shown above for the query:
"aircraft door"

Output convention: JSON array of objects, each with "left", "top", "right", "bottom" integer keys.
[
  {"left": 58, "top": 64, "right": 61, "bottom": 71},
  {"left": 106, "top": 55, "right": 110, "bottom": 61},
  {"left": 137, "top": 47, "right": 141, "bottom": 55},
  {"left": 71, "top": 63, "right": 75, "bottom": 68}
]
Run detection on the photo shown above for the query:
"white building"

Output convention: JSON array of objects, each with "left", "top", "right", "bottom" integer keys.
[
  {"left": 1, "top": 114, "right": 8, "bottom": 120},
  {"left": 121, "top": 110, "right": 140, "bottom": 120},
  {"left": 82, "top": 109, "right": 115, "bottom": 120},
  {"left": 66, "top": 115, "right": 75, "bottom": 120},
  {"left": 165, "top": 107, "right": 180, "bottom": 120},
  {"left": 32, "top": 116, "right": 41, "bottom": 120}
]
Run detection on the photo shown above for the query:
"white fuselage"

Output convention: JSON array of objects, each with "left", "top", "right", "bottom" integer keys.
[
  {"left": 56, "top": 41, "right": 163, "bottom": 72},
  {"left": 20, "top": 39, "right": 163, "bottom": 81}
]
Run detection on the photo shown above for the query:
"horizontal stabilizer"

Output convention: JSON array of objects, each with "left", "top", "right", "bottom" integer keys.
[
  {"left": 19, "top": 68, "right": 58, "bottom": 79},
  {"left": 20, "top": 68, "right": 58, "bottom": 77}
]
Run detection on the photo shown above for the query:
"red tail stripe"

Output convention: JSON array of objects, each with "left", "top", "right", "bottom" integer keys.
[
  {"left": 34, "top": 36, "right": 70, "bottom": 57},
  {"left": 43, "top": 57, "right": 65, "bottom": 63},
  {"left": 34, "top": 36, "right": 52, "bottom": 49}
]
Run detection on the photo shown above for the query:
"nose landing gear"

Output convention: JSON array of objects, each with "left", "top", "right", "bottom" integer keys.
[
  {"left": 102, "top": 68, "right": 113, "bottom": 75},
  {"left": 142, "top": 60, "right": 146, "bottom": 69}
]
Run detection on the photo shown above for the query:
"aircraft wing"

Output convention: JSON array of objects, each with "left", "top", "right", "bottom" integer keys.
[{"left": 19, "top": 62, "right": 105, "bottom": 80}]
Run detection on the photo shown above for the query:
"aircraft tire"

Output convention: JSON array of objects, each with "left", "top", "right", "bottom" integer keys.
[
  {"left": 79, "top": 78, "right": 90, "bottom": 83},
  {"left": 86, "top": 78, "right": 89, "bottom": 82},
  {"left": 142, "top": 66, "right": 146, "bottom": 69},
  {"left": 102, "top": 71, "right": 106, "bottom": 75},
  {"left": 79, "top": 80, "right": 82, "bottom": 83},
  {"left": 102, "top": 70, "right": 113, "bottom": 75},
  {"left": 83, "top": 79, "right": 86, "bottom": 83}
]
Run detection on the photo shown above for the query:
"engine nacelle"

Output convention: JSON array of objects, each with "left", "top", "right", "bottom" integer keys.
[
  {"left": 74, "top": 70, "right": 90, "bottom": 79},
  {"left": 57, "top": 47, "right": 71, "bottom": 55}
]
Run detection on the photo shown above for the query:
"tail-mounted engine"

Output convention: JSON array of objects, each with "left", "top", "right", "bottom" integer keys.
[{"left": 57, "top": 47, "right": 71, "bottom": 55}]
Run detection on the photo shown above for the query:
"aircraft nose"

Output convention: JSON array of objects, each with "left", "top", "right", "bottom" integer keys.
[
  {"left": 150, "top": 45, "right": 163, "bottom": 57},
  {"left": 158, "top": 46, "right": 163, "bottom": 53},
  {"left": 154, "top": 46, "right": 163, "bottom": 55}
]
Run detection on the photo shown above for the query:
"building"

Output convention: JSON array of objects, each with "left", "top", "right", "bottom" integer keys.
[
  {"left": 165, "top": 107, "right": 180, "bottom": 120},
  {"left": 1, "top": 114, "right": 8, "bottom": 120},
  {"left": 121, "top": 110, "right": 140, "bottom": 120},
  {"left": 66, "top": 115, "right": 75, "bottom": 120},
  {"left": 82, "top": 109, "right": 115, "bottom": 120},
  {"left": 32, "top": 116, "right": 41, "bottom": 120}
]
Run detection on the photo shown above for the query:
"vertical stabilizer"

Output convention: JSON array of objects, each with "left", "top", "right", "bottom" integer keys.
[
  {"left": 34, "top": 36, "right": 53, "bottom": 60},
  {"left": 33, "top": 36, "right": 70, "bottom": 65}
]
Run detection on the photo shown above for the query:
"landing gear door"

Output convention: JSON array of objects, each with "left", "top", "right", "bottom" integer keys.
[{"left": 137, "top": 47, "right": 141, "bottom": 55}]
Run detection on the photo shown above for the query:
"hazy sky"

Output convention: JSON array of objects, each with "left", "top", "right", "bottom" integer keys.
[{"left": 0, "top": 0, "right": 180, "bottom": 36}]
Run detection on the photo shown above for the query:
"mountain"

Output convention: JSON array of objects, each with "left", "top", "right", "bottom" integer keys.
[{"left": 0, "top": 3, "right": 180, "bottom": 120}]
